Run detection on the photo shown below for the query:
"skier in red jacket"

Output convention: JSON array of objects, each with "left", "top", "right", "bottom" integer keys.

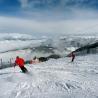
[{"left": 14, "top": 56, "right": 28, "bottom": 73}]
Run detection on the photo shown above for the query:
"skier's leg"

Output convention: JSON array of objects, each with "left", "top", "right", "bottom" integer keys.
[
  {"left": 71, "top": 58, "right": 74, "bottom": 62},
  {"left": 20, "top": 67, "right": 26, "bottom": 73},
  {"left": 23, "top": 67, "right": 28, "bottom": 73},
  {"left": 22, "top": 66, "right": 28, "bottom": 73}
]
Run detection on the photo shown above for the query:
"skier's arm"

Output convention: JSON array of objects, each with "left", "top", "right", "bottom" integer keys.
[
  {"left": 14, "top": 60, "right": 17, "bottom": 67},
  {"left": 14, "top": 63, "right": 16, "bottom": 68}
]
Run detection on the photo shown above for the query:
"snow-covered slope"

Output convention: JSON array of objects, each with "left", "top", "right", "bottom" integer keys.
[{"left": 0, "top": 54, "right": 98, "bottom": 98}]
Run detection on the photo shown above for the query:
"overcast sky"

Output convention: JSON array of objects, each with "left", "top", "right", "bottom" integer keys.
[{"left": 0, "top": 0, "right": 98, "bottom": 36}]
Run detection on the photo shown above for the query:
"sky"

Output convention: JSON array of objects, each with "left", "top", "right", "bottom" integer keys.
[{"left": 0, "top": 0, "right": 98, "bottom": 36}]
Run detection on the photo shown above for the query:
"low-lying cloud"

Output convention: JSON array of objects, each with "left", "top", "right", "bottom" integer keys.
[{"left": 0, "top": 16, "right": 98, "bottom": 35}]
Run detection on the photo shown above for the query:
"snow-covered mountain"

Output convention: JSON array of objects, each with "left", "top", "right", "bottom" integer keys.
[
  {"left": 0, "top": 33, "right": 98, "bottom": 98},
  {"left": 0, "top": 33, "right": 98, "bottom": 69}
]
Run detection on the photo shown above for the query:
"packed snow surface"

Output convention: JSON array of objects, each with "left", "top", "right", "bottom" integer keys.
[{"left": 0, "top": 54, "right": 98, "bottom": 98}]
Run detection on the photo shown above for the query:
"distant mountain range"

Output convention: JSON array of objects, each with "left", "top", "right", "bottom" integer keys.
[{"left": 0, "top": 33, "right": 98, "bottom": 56}]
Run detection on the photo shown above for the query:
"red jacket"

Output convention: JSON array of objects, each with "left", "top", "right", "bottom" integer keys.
[{"left": 15, "top": 58, "right": 25, "bottom": 68}]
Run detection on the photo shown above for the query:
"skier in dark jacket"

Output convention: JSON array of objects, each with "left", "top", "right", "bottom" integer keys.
[
  {"left": 71, "top": 52, "right": 75, "bottom": 62},
  {"left": 14, "top": 56, "right": 28, "bottom": 73}
]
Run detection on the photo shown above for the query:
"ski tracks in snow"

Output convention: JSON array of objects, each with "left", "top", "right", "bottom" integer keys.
[{"left": 9, "top": 64, "right": 83, "bottom": 98}]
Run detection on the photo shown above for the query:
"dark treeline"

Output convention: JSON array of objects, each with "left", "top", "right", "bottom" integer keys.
[
  {"left": 0, "top": 54, "right": 61, "bottom": 69},
  {"left": 68, "top": 42, "right": 98, "bottom": 56}
]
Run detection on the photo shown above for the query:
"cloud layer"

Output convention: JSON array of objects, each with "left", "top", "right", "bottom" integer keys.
[
  {"left": 17, "top": 0, "right": 98, "bottom": 20},
  {"left": 0, "top": 0, "right": 98, "bottom": 35},
  {"left": 0, "top": 16, "right": 98, "bottom": 35},
  {"left": 18, "top": 0, "right": 98, "bottom": 10}
]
